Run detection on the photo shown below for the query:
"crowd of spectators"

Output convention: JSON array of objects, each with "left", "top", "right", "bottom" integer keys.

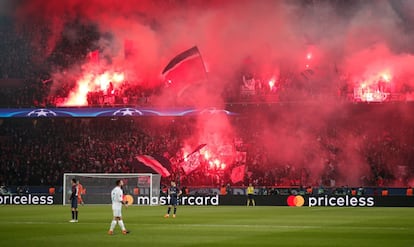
[
  {"left": 0, "top": 16, "right": 339, "bottom": 107},
  {"left": 0, "top": 15, "right": 408, "bottom": 108},
  {"left": 243, "top": 124, "right": 414, "bottom": 189},
  {"left": 0, "top": 105, "right": 413, "bottom": 189},
  {"left": 0, "top": 117, "right": 190, "bottom": 187},
  {"left": 0, "top": 16, "right": 413, "bottom": 190}
]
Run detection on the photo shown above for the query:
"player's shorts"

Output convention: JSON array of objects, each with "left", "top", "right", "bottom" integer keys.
[
  {"left": 71, "top": 198, "right": 78, "bottom": 209},
  {"left": 170, "top": 196, "right": 178, "bottom": 206},
  {"left": 248, "top": 194, "right": 254, "bottom": 200},
  {"left": 112, "top": 208, "right": 122, "bottom": 217}
]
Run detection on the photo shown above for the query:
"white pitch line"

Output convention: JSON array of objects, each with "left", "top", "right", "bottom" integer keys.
[{"left": 1, "top": 221, "right": 409, "bottom": 231}]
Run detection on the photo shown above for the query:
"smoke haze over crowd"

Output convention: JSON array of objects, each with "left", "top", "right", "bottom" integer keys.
[
  {"left": 1, "top": 0, "right": 414, "bottom": 186},
  {"left": 11, "top": 0, "right": 414, "bottom": 96}
]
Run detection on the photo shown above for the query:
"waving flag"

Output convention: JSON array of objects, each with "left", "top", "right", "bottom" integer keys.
[
  {"left": 186, "top": 143, "right": 207, "bottom": 159},
  {"left": 178, "top": 143, "right": 207, "bottom": 163},
  {"left": 136, "top": 155, "right": 171, "bottom": 177},
  {"left": 181, "top": 152, "right": 201, "bottom": 175},
  {"left": 231, "top": 165, "right": 246, "bottom": 184},
  {"left": 162, "top": 46, "right": 207, "bottom": 85}
]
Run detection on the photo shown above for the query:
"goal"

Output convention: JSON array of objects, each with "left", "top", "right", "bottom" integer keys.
[{"left": 63, "top": 173, "right": 161, "bottom": 205}]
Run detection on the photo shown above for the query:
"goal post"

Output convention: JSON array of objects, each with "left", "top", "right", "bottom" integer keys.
[{"left": 63, "top": 173, "right": 161, "bottom": 205}]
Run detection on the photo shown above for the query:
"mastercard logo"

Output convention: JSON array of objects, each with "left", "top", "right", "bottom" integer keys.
[
  {"left": 287, "top": 195, "right": 305, "bottom": 207},
  {"left": 123, "top": 194, "right": 134, "bottom": 205}
]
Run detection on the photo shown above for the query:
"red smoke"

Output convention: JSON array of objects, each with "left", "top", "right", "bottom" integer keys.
[
  {"left": 12, "top": 0, "right": 414, "bottom": 186},
  {"left": 15, "top": 0, "right": 295, "bottom": 106},
  {"left": 14, "top": 0, "right": 414, "bottom": 100}
]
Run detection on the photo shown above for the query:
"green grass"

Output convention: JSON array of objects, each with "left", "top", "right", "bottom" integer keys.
[{"left": 0, "top": 205, "right": 413, "bottom": 247}]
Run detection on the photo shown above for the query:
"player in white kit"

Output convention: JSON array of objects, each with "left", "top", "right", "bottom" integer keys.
[{"left": 108, "top": 179, "right": 129, "bottom": 235}]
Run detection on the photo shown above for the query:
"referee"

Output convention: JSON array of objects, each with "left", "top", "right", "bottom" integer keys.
[{"left": 246, "top": 183, "right": 255, "bottom": 206}]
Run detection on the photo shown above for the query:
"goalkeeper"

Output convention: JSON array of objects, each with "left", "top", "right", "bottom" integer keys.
[
  {"left": 164, "top": 181, "right": 182, "bottom": 218},
  {"left": 108, "top": 180, "right": 129, "bottom": 235}
]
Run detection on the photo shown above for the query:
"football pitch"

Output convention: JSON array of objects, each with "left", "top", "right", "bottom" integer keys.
[{"left": 0, "top": 205, "right": 413, "bottom": 247}]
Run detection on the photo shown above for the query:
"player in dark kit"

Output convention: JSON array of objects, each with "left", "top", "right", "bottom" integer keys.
[
  {"left": 69, "top": 178, "right": 79, "bottom": 222},
  {"left": 164, "top": 181, "right": 182, "bottom": 218}
]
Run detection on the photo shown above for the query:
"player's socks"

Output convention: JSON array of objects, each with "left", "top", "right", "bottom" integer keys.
[
  {"left": 110, "top": 220, "right": 117, "bottom": 231},
  {"left": 173, "top": 207, "right": 177, "bottom": 215},
  {"left": 75, "top": 211, "right": 78, "bottom": 220},
  {"left": 118, "top": 220, "right": 126, "bottom": 231},
  {"left": 167, "top": 207, "right": 171, "bottom": 214},
  {"left": 71, "top": 211, "right": 75, "bottom": 219}
]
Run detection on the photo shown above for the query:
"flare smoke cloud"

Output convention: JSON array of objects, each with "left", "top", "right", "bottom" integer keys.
[{"left": 6, "top": 0, "right": 414, "bottom": 186}]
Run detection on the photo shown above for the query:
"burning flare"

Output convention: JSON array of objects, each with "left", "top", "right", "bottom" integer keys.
[{"left": 60, "top": 70, "right": 125, "bottom": 106}]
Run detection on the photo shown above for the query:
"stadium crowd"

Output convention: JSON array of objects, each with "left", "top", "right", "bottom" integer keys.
[
  {"left": 0, "top": 14, "right": 413, "bottom": 191},
  {"left": 0, "top": 118, "right": 186, "bottom": 187},
  {"left": 0, "top": 13, "right": 340, "bottom": 107},
  {"left": 0, "top": 110, "right": 413, "bottom": 189}
]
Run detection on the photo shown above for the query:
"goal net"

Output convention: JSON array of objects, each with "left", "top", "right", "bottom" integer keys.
[{"left": 63, "top": 173, "right": 161, "bottom": 205}]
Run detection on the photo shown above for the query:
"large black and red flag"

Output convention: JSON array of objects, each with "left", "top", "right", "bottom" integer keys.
[
  {"left": 162, "top": 46, "right": 207, "bottom": 85},
  {"left": 136, "top": 155, "right": 171, "bottom": 177}
]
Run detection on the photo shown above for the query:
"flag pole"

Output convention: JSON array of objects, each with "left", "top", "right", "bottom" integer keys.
[{"left": 195, "top": 47, "right": 209, "bottom": 81}]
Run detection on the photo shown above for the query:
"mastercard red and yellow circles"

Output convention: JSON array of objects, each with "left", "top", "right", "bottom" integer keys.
[
  {"left": 124, "top": 194, "right": 134, "bottom": 205},
  {"left": 287, "top": 195, "right": 305, "bottom": 207}
]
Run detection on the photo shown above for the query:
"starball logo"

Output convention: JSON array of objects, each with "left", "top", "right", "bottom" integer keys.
[{"left": 287, "top": 195, "right": 375, "bottom": 207}]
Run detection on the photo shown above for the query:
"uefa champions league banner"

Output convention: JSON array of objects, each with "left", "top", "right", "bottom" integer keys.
[{"left": 0, "top": 107, "right": 237, "bottom": 118}]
